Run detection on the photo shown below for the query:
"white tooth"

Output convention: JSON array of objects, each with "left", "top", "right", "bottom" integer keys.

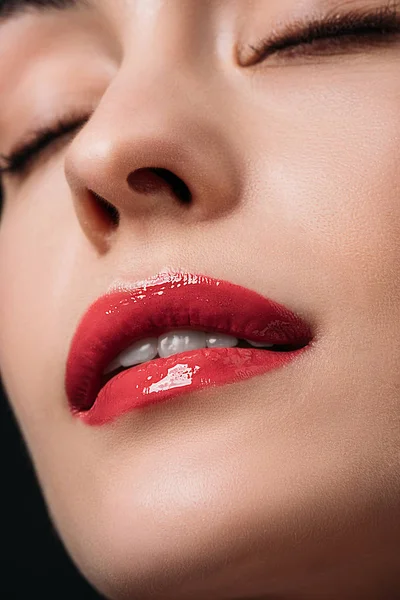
[
  {"left": 119, "top": 337, "right": 158, "bottom": 367},
  {"left": 245, "top": 339, "right": 274, "bottom": 348},
  {"left": 206, "top": 333, "right": 238, "bottom": 348},
  {"left": 158, "top": 330, "right": 206, "bottom": 358},
  {"left": 103, "top": 356, "right": 122, "bottom": 374}
]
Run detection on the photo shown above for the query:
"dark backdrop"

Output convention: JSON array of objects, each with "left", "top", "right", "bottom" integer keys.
[{"left": 1, "top": 378, "right": 102, "bottom": 599}]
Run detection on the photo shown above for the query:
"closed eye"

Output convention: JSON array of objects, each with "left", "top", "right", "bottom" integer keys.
[
  {"left": 0, "top": 114, "right": 89, "bottom": 177},
  {"left": 241, "top": 3, "right": 400, "bottom": 66}
]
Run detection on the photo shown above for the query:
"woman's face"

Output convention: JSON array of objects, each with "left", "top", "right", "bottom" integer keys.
[{"left": 1, "top": 0, "right": 400, "bottom": 598}]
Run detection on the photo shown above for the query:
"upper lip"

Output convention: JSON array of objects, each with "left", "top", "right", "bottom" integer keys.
[{"left": 65, "top": 270, "right": 313, "bottom": 413}]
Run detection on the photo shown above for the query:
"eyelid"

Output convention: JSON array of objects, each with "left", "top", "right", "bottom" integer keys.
[
  {"left": 239, "top": 3, "right": 400, "bottom": 66},
  {"left": 0, "top": 112, "right": 90, "bottom": 175}
]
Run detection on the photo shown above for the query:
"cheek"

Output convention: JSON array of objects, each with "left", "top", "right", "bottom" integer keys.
[
  {"left": 0, "top": 169, "right": 83, "bottom": 433},
  {"left": 245, "top": 62, "right": 400, "bottom": 302}
]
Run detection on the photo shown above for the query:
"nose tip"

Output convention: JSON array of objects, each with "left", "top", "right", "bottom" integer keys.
[{"left": 64, "top": 93, "right": 242, "bottom": 251}]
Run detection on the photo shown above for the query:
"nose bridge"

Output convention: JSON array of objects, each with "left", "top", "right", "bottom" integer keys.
[
  {"left": 124, "top": 0, "right": 212, "bottom": 71},
  {"left": 65, "top": 42, "right": 242, "bottom": 250},
  {"left": 114, "top": 56, "right": 204, "bottom": 126},
  {"left": 103, "top": 0, "right": 219, "bottom": 134}
]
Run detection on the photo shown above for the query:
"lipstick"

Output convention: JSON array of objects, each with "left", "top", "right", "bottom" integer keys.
[{"left": 65, "top": 271, "right": 312, "bottom": 425}]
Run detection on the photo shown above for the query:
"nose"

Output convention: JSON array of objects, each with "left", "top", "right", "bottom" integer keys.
[{"left": 64, "top": 60, "right": 241, "bottom": 252}]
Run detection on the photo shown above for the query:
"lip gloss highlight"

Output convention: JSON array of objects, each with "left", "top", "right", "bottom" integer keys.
[{"left": 65, "top": 271, "right": 312, "bottom": 425}]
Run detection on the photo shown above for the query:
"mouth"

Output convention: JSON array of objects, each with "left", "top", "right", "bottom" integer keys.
[
  {"left": 65, "top": 271, "right": 313, "bottom": 426},
  {"left": 100, "top": 336, "right": 305, "bottom": 389}
]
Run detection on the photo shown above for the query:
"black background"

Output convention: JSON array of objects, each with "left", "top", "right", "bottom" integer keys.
[{"left": 1, "top": 379, "right": 102, "bottom": 599}]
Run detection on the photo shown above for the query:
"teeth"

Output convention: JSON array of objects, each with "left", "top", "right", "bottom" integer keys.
[
  {"left": 119, "top": 337, "right": 158, "bottom": 367},
  {"left": 103, "top": 356, "right": 122, "bottom": 374},
  {"left": 103, "top": 330, "right": 275, "bottom": 375},
  {"left": 245, "top": 339, "right": 274, "bottom": 348},
  {"left": 206, "top": 333, "right": 238, "bottom": 348},
  {"left": 158, "top": 329, "right": 206, "bottom": 358}
]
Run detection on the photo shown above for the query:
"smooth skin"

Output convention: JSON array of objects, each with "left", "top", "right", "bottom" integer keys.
[{"left": 0, "top": 1, "right": 400, "bottom": 598}]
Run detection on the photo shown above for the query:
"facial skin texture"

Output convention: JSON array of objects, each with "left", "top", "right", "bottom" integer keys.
[{"left": 1, "top": 0, "right": 400, "bottom": 598}]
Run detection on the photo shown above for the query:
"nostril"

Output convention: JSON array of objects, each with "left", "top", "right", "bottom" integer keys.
[
  {"left": 151, "top": 168, "right": 192, "bottom": 204},
  {"left": 91, "top": 191, "right": 120, "bottom": 227},
  {"left": 127, "top": 167, "right": 192, "bottom": 205}
]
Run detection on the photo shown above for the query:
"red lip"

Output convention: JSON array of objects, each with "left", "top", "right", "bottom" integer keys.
[{"left": 65, "top": 271, "right": 313, "bottom": 425}]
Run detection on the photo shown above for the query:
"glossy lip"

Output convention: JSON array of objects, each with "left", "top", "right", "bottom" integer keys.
[{"left": 65, "top": 270, "right": 313, "bottom": 425}]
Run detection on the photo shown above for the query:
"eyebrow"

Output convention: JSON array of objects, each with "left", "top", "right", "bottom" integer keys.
[{"left": 0, "top": 0, "right": 88, "bottom": 21}]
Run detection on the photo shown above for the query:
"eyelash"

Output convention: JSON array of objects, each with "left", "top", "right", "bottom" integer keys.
[
  {"left": 0, "top": 114, "right": 89, "bottom": 177},
  {"left": 1, "top": 4, "right": 399, "bottom": 177},
  {"left": 245, "top": 3, "right": 400, "bottom": 65}
]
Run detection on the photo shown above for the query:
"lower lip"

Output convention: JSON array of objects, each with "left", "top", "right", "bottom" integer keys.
[{"left": 77, "top": 345, "right": 309, "bottom": 426}]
